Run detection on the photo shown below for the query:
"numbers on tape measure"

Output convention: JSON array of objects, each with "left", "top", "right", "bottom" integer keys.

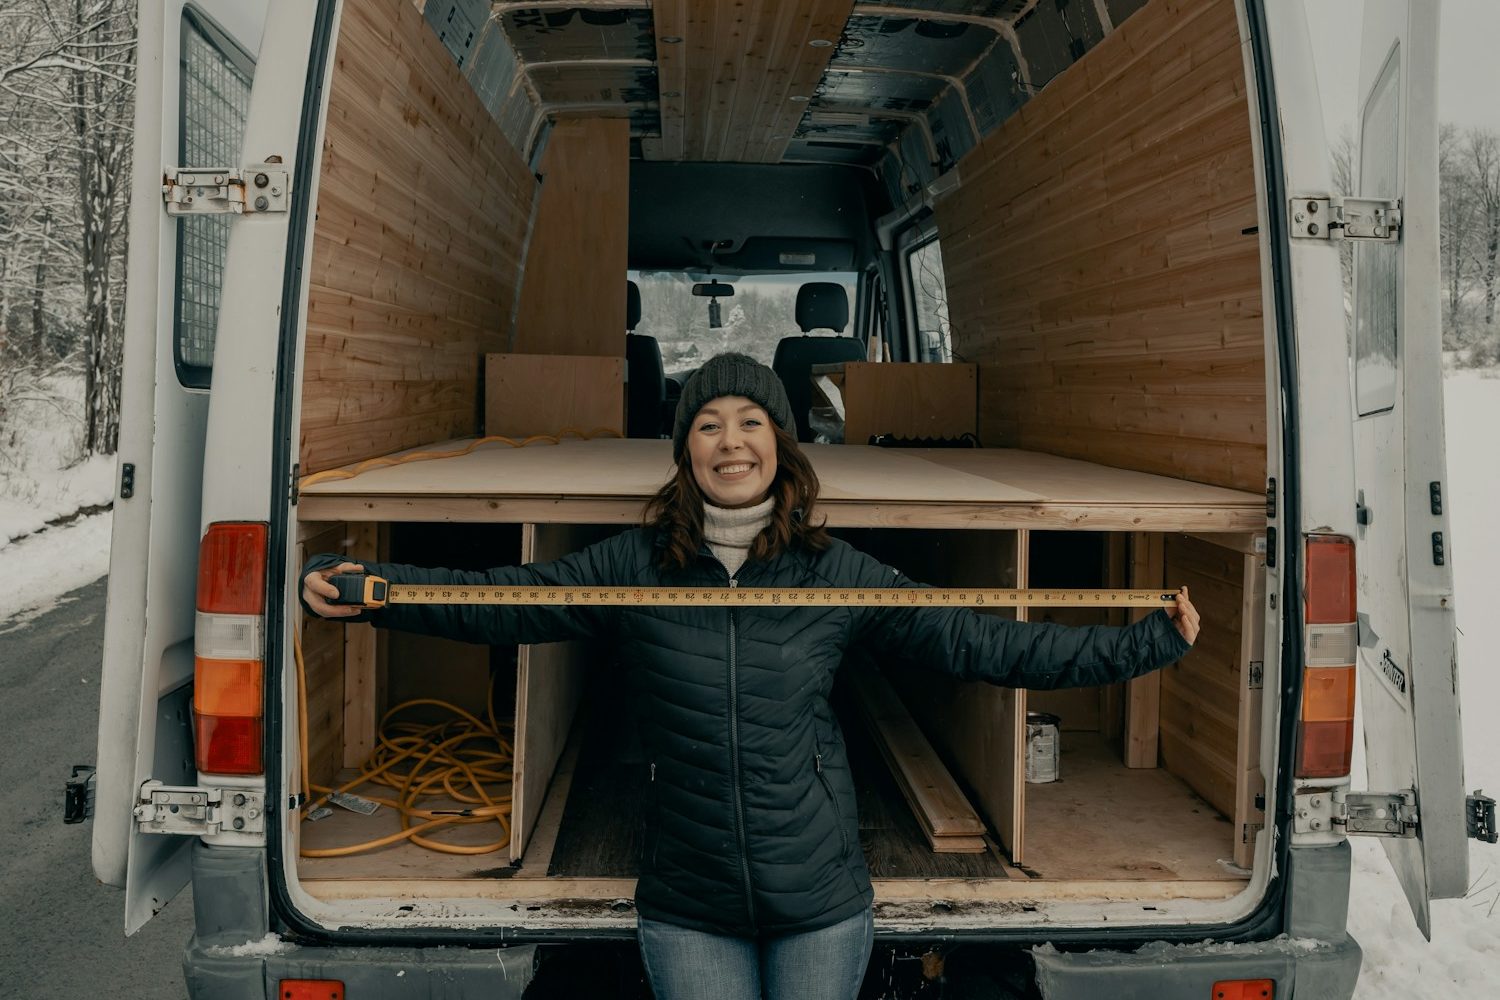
[{"left": 382, "top": 586, "right": 1174, "bottom": 608}]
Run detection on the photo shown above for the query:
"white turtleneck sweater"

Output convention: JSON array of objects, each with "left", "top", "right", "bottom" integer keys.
[{"left": 702, "top": 496, "right": 774, "bottom": 577}]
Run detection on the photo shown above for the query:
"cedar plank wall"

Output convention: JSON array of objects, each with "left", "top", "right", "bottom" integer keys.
[
  {"left": 300, "top": 0, "right": 536, "bottom": 475},
  {"left": 934, "top": 0, "right": 1265, "bottom": 493}
]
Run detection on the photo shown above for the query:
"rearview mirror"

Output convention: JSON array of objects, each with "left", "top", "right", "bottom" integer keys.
[{"left": 692, "top": 281, "right": 735, "bottom": 297}]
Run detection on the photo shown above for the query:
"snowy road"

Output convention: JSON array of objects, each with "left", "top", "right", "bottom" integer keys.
[{"left": 0, "top": 576, "right": 193, "bottom": 999}]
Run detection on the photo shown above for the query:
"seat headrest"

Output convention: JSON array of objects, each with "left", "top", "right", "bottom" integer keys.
[
  {"left": 795, "top": 282, "right": 849, "bottom": 333},
  {"left": 626, "top": 280, "right": 641, "bottom": 331}
]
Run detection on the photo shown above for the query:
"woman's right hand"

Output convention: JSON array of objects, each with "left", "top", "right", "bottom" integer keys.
[{"left": 302, "top": 561, "right": 368, "bottom": 619}]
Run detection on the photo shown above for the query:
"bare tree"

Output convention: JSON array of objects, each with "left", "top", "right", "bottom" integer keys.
[
  {"left": 1469, "top": 129, "right": 1500, "bottom": 330},
  {"left": 1438, "top": 123, "right": 1479, "bottom": 337}
]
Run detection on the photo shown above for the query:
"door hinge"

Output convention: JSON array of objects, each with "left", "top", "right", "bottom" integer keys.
[
  {"left": 162, "top": 165, "right": 289, "bottom": 216},
  {"left": 1470, "top": 791, "right": 1497, "bottom": 844},
  {"left": 1288, "top": 196, "right": 1401, "bottom": 242},
  {"left": 133, "top": 780, "right": 265, "bottom": 837},
  {"left": 1295, "top": 789, "right": 1418, "bottom": 838}
]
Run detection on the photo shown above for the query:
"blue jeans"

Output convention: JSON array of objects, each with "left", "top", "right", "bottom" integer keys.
[{"left": 637, "top": 908, "right": 875, "bottom": 1000}]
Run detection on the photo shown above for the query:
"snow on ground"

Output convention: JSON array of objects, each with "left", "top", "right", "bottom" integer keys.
[
  {"left": 1, "top": 368, "right": 1498, "bottom": 992},
  {"left": 0, "top": 371, "right": 115, "bottom": 629}
]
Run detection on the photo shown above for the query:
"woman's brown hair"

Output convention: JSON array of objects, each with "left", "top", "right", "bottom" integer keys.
[{"left": 644, "top": 421, "right": 832, "bottom": 571}]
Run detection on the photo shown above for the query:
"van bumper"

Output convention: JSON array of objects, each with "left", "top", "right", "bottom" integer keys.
[
  {"left": 182, "top": 938, "right": 537, "bottom": 999},
  {"left": 1034, "top": 842, "right": 1362, "bottom": 999},
  {"left": 1031, "top": 932, "right": 1361, "bottom": 999}
]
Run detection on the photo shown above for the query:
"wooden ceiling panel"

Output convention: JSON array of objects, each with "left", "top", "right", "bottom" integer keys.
[{"left": 652, "top": 0, "right": 855, "bottom": 163}]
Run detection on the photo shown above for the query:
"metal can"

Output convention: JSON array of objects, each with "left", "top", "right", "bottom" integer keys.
[{"left": 1025, "top": 712, "right": 1061, "bottom": 783}]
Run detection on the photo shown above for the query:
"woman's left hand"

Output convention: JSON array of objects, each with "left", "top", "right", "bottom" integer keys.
[{"left": 1168, "top": 586, "right": 1200, "bottom": 645}]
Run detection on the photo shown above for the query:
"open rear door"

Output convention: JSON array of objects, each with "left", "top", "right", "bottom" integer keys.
[
  {"left": 1349, "top": 0, "right": 1468, "bottom": 939},
  {"left": 92, "top": 0, "right": 264, "bottom": 934}
]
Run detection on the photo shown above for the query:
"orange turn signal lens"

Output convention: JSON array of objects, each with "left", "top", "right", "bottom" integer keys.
[{"left": 193, "top": 658, "right": 263, "bottom": 717}]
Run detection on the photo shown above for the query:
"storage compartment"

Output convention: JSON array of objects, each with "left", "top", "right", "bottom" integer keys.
[{"left": 291, "top": 507, "right": 1263, "bottom": 902}]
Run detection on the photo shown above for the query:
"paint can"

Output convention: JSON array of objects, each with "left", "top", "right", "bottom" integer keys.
[{"left": 1025, "top": 712, "right": 1062, "bottom": 783}]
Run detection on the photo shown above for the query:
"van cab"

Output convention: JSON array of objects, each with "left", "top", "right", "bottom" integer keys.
[{"left": 79, "top": 0, "right": 1494, "bottom": 996}]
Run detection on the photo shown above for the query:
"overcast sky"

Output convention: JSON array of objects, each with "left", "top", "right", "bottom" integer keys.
[{"left": 1303, "top": 0, "right": 1499, "bottom": 140}]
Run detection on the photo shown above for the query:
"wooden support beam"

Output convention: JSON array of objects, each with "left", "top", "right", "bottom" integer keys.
[
  {"left": 1123, "top": 531, "right": 1164, "bottom": 768},
  {"left": 342, "top": 520, "right": 379, "bottom": 768}
]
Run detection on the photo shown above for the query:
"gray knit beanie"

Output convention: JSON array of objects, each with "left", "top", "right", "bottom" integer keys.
[{"left": 672, "top": 352, "right": 795, "bottom": 462}]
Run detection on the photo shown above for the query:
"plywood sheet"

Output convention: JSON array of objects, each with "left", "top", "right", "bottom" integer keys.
[
  {"left": 485, "top": 354, "right": 625, "bottom": 440},
  {"left": 833, "top": 363, "right": 977, "bottom": 445},
  {"left": 512, "top": 120, "right": 630, "bottom": 356}
]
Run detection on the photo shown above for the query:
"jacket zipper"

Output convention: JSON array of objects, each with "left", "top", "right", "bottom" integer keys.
[
  {"left": 727, "top": 577, "right": 757, "bottom": 931},
  {"left": 814, "top": 750, "right": 850, "bottom": 857},
  {"left": 649, "top": 761, "right": 659, "bottom": 870}
]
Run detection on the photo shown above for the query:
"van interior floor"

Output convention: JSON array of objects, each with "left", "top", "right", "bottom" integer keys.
[{"left": 298, "top": 684, "right": 1248, "bottom": 888}]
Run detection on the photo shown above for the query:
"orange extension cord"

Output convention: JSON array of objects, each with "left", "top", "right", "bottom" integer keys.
[{"left": 293, "top": 631, "right": 516, "bottom": 857}]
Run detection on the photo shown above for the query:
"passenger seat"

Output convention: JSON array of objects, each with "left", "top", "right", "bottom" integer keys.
[
  {"left": 624, "top": 280, "right": 666, "bottom": 439},
  {"left": 772, "top": 282, "right": 866, "bottom": 442}
]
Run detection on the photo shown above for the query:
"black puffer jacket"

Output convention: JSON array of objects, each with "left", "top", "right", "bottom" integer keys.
[{"left": 302, "top": 529, "right": 1191, "bottom": 937}]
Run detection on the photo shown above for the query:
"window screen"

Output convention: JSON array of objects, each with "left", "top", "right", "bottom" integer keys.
[
  {"left": 175, "top": 9, "right": 254, "bottom": 387},
  {"left": 1353, "top": 47, "right": 1400, "bottom": 416}
]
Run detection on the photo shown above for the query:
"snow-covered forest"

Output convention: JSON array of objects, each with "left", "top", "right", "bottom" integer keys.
[{"left": 1, "top": 0, "right": 134, "bottom": 469}]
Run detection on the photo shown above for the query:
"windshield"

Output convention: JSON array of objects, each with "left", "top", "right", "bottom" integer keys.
[{"left": 629, "top": 271, "right": 859, "bottom": 377}]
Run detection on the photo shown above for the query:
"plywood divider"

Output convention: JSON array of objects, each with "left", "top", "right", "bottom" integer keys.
[
  {"left": 301, "top": 0, "right": 536, "bottom": 475},
  {"left": 297, "top": 524, "right": 351, "bottom": 791},
  {"left": 485, "top": 353, "right": 625, "bottom": 440},
  {"left": 819, "top": 362, "right": 976, "bottom": 444},
  {"left": 853, "top": 528, "right": 1026, "bottom": 863},
  {"left": 511, "top": 119, "right": 630, "bottom": 357},
  {"left": 1157, "top": 532, "right": 1266, "bottom": 869},
  {"left": 939, "top": 0, "right": 1265, "bottom": 494},
  {"left": 511, "top": 524, "right": 609, "bottom": 860}
]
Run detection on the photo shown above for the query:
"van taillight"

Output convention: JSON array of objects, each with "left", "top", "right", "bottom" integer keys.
[
  {"left": 1296, "top": 535, "right": 1357, "bottom": 779},
  {"left": 194, "top": 522, "right": 268, "bottom": 776}
]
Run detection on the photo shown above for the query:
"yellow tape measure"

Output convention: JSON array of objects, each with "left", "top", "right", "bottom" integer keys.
[{"left": 354, "top": 578, "right": 1176, "bottom": 610}]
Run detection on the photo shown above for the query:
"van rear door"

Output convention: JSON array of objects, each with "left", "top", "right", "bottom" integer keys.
[
  {"left": 1348, "top": 0, "right": 1468, "bottom": 939},
  {"left": 92, "top": 0, "right": 264, "bottom": 935}
]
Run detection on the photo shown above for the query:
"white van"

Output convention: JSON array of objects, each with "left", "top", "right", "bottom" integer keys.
[{"left": 76, "top": 0, "right": 1494, "bottom": 995}]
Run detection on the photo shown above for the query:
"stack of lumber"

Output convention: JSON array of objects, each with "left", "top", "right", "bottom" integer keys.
[{"left": 850, "top": 672, "right": 988, "bottom": 853}]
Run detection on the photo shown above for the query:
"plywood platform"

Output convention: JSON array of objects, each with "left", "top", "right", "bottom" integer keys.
[{"left": 297, "top": 437, "right": 1265, "bottom": 532}]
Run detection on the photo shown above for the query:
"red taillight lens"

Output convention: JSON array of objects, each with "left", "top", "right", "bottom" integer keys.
[
  {"left": 278, "top": 979, "right": 345, "bottom": 999},
  {"left": 197, "top": 522, "right": 268, "bottom": 614},
  {"left": 195, "top": 522, "right": 269, "bottom": 777},
  {"left": 1212, "top": 979, "right": 1274, "bottom": 999},
  {"left": 1304, "top": 535, "right": 1356, "bottom": 624},
  {"left": 1296, "top": 535, "right": 1357, "bottom": 779},
  {"left": 194, "top": 714, "right": 263, "bottom": 775}
]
